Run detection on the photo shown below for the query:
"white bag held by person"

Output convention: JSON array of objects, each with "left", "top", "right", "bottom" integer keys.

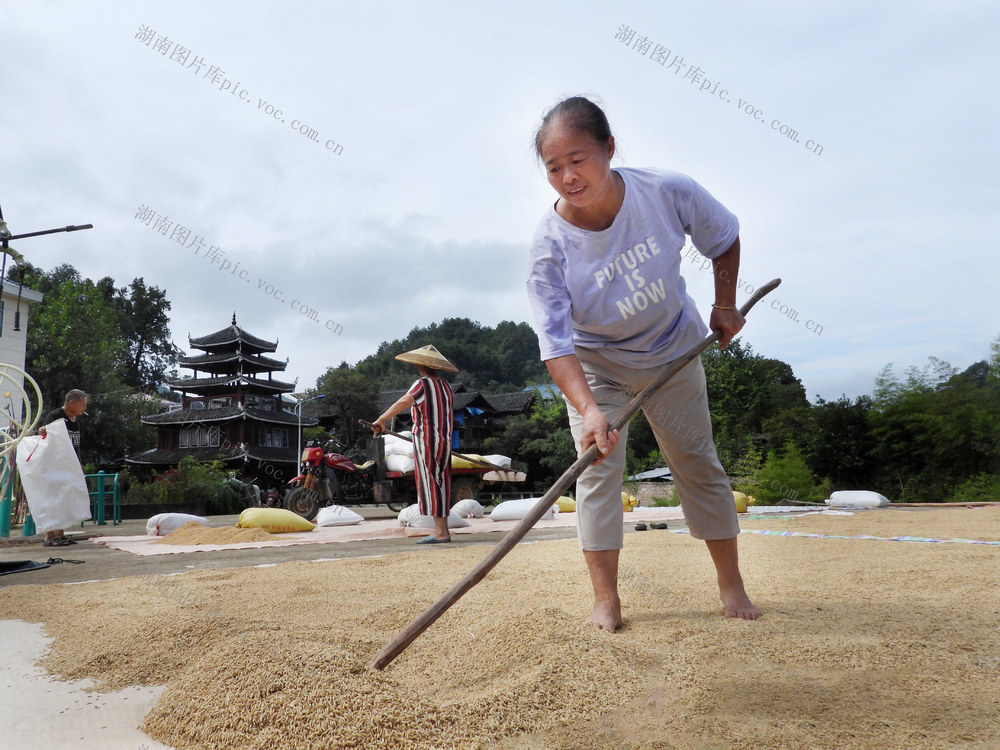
[
  {"left": 146, "top": 513, "right": 210, "bottom": 537},
  {"left": 315, "top": 505, "right": 365, "bottom": 527},
  {"left": 489, "top": 498, "right": 558, "bottom": 522},
  {"left": 15, "top": 420, "right": 91, "bottom": 534}
]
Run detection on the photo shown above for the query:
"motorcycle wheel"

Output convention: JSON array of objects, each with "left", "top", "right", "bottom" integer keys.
[{"left": 285, "top": 487, "right": 321, "bottom": 521}]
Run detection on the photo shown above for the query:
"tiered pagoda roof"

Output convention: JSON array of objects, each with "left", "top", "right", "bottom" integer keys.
[
  {"left": 128, "top": 314, "right": 312, "bottom": 469},
  {"left": 188, "top": 316, "right": 278, "bottom": 354},
  {"left": 178, "top": 351, "right": 288, "bottom": 375},
  {"left": 165, "top": 374, "right": 296, "bottom": 396}
]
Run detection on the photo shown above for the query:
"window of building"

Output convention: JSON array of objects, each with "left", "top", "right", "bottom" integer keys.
[
  {"left": 208, "top": 397, "right": 232, "bottom": 409},
  {"left": 179, "top": 425, "right": 221, "bottom": 448},
  {"left": 259, "top": 428, "right": 289, "bottom": 448}
]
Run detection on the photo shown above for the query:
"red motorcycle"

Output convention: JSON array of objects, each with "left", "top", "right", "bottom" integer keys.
[{"left": 284, "top": 439, "right": 406, "bottom": 520}]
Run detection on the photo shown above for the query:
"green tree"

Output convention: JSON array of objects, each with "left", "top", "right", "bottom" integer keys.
[
  {"left": 869, "top": 345, "right": 1000, "bottom": 502},
  {"left": 354, "top": 318, "right": 547, "bottom": 392},
  {"left": 12, "top": 262, "right": 180, "bottom": 463},
  {"left": 748, "top": 442, "right": 831, "bottom": 505},
  {"left": 26, "top": 276, "right": 129, "bottom": 406},
  {"left": 311, "top": 363, "right": 378, "bottom": 447},
  {"left": 103, "top": 277, "right": 181, "bottom": 390},
  {"left": 483, "top": 390, "right": 575, "bottom": 491},
  {"left": 702, "top": 339, "right": 809, "bottom": 467}
]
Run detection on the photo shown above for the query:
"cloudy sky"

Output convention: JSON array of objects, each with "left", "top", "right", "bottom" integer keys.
[{"left": 3, "top": 0, "right": 997, "bottom": 402}]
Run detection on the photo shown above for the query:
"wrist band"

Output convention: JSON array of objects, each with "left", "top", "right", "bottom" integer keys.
[{"left": 711, "top": 303, "right": 737, "bottom": 310}]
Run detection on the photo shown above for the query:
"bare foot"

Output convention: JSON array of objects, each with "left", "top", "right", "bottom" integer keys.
[
  {"left": 586, "top": 597, "right": 625, "bottom": 632},
  {"left": 721, "top": 586, "right": 762, "bottom": 620}
]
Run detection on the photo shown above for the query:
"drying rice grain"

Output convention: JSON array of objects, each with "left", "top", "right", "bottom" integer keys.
[
  {"left": 0, "top": 508, "right": 997, "bottom": 748},
  {"left": 154, "top": 521, "right": 276, "bottom": 545}
]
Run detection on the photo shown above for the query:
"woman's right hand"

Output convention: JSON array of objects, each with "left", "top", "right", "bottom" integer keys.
[{"left": 579, "top": 405, "right": 620, "bottom": 464}]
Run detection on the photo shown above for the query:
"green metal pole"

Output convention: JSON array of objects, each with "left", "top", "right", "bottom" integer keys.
[
  {"left": 96, "top": 470, "right": 106, "bottom": 525},
  {"left": 0, "top": 461, "right": 11, "bottom": 538}
]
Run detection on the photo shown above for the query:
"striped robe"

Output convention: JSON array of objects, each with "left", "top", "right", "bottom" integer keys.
[{"left": 408, "top": 376, "right": 454, "bottom": 517}]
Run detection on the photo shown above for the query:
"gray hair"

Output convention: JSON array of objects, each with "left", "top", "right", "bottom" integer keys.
[{"left": 64, "top": 389, "right": 88, "bottom": 404}]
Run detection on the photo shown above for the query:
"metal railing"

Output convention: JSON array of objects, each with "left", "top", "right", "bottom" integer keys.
[{"left": 83, "top": 471, "right": 122, "bottom": 526}]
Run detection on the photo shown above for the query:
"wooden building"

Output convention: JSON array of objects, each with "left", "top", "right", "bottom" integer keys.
[
  {"left": 127, "top": 315, "right": 315, "bottom": 484},
  {"left": 374, "top": 384, "right": 536, "bottom": 453}
]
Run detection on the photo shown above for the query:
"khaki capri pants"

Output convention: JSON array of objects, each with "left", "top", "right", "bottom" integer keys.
[{"left": 567, "top": 346, "right": 740, "bottom": 551}]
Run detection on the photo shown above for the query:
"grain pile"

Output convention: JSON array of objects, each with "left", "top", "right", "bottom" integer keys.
[
  {"left": 0, "top": 507, "right": 998, "bottom": 748},
  {"left": 153, "top": 521, "right": 276, "bottom": 545},
  {"left": 742, "top": 505, "right": 1000, "bottom": 541}
]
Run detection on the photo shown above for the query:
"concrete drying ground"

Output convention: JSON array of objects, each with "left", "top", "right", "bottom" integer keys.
[{"left": 0, "top": 506, "right": 594, "bottom": 587}]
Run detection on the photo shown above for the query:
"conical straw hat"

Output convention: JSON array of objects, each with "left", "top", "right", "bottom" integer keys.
[{"left": 394, "top": 345, "right": 458, "bottom": 373}]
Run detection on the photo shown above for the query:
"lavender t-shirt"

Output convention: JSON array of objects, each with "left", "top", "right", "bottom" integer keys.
[{"left": 526, "top": 168, "right": 739, "bottom": 368}]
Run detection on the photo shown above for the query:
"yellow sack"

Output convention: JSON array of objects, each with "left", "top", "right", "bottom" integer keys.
[
  {"left": 556, "top": 496, "right": 576, "bottom": 513},
  {"left": 622, "top": 491, "right": 638, "bottom": 512},
  {"left": 237, "top": 507, "right": 315, "bottom": 534},
  {"left": 451, "top": 453, "right": 487, "bottom": 469},
  {"left": 733, "top": 491, "right": 748, "bottom": 513}
]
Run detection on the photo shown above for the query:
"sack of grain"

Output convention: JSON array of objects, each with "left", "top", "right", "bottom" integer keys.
[
  {"left": 396, "top": 504, "right": 469, "bottom": 529},
  {"left": 825, "top": 490, "right": 889, "bottom": 508},
  {"left": 556, "top": 496, "right": 576, "bottom": 513},
  {"left": 237, "top": 507, "right": 315, "bottom": 533},
  {"left": 488, "top": 498, "right": 557, "bottom": 522},
  {"left": 482, "top": 454, "right": 512, "bottom": 469},
  {"left": 315, "top": 505, "right": 365, "bottom": 527},
  {"left": 385, "top": 453, "right": 416, "bottom": 473},
  {"left": 147, "top": 513, "right": 210, "bottom": 537},
  {"left": 622, "top": 491, "right": 639, "bottom": 512},
  {"left": 383, "top": 432, "right": 414, "bottom": 456},
  {"left": 451, "top": 498, "right": 485, "bottom": 518},
  {"left": 451, "top": 453, "right": 488, "bottom": 469}
]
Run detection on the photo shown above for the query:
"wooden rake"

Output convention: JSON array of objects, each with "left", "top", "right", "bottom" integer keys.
[{"left": 368, "top": 278, "right": 781, "bottom": 670}]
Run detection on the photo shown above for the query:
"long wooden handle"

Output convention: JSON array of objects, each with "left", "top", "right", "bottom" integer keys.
[
  {"left": 359, "top": 420, "right": 506, "bottom": 471},
  {"left": 367, "top": 279, "right": 781, "bottom": 670}
]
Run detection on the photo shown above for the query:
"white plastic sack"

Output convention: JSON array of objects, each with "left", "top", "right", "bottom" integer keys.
[
  {"left": 383, "top": 433, "right": 414, "bottom": 456},
  {"left": 451, "top": 498, "right": 485, "bottom": 518},
  {"left": 481, "top": 454, "right": 512, "bottom": 469},
  {"left": 488, "top": 498, "right": 558, "bottom": 522},
  {"left": 15, "top": 420, "right": 91, "bottom": 533},
  {"left": 315, "top": 504, "right": 365, "bottom": 527},
  {"left": 396, "top": 503, "right": 469, "bottom": 529},
  {"left": 825, "top": 490, "right": 889, "bottom": 508},
  {"left": 146, "top": 513, "right": 209, "bottom": 537},
  {"left": 384, "top": 453, "right": 416, "bottom": 473}
]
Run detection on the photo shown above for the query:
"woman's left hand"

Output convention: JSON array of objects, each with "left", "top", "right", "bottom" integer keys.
[{"left": 709, "top": 307, "right": 746, "bottom": 350}]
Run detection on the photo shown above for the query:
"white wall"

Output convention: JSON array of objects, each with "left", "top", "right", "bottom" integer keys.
[{"left": 0, "top": 285, "right": 43, "bottom": 433}]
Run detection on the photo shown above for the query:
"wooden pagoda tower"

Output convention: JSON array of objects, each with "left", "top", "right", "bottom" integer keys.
[{"left": 127, "top": 315, "right": 315, "bottom": 484}]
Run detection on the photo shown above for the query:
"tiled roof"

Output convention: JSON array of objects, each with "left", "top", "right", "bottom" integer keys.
[
  {"left": 453, "top": 392, "right": 492, "bottom": 411},
  {"left": 140, "top": 404, "right": 316, "bottom": 426},
  {"left": 178, "top": 351, "right": 288, "bottom": 373},
  {"left": 484, "top": 391, "right": 536, "bottom": 413},
  {"left": 125, "top": 444, "right": 300, "bottom": 465},
  {"left": 376, "top": 387, "right": 537, "bottom": 415},
  {"left": 125, "top": 446, "right": 245, "bottom": 465},
  {"left": 166, "top": 375, "right": 296, "bottom": 394},
  {"left": 188, "top": 324, "right": 277, "bottom": 353}
]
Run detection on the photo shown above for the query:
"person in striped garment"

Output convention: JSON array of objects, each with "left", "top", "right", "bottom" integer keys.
[{"left": 372, "top": 345, "right": 458, "bottom": 544}]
